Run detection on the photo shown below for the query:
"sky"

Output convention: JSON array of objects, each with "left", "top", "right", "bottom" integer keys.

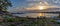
[{"left": 9, "top": 0, "right": 60, "bottom": 12}]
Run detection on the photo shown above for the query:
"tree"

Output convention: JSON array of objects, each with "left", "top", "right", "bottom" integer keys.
[
  {"left": 0, "top": 0, "right": 12, "bottom": 18},
  {"left": 0, "top": 0, "right": 12, "bottom": 12}
]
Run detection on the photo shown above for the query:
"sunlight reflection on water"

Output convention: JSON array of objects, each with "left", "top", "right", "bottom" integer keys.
[{"left": 13, "top": 13, "right": 59, "bottom": 18}]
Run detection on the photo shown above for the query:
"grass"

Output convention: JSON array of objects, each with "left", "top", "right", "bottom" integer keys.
[
  {"left": 50, "top": 20, "right": 60, "bottom": 24},
  {"left": 3, "top": 17, "right": 47, "bottom": 26},
  {"left": 1, "top": 16, "right": 59, "bottom": 26}
]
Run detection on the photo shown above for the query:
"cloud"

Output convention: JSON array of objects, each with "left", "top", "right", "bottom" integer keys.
[
  {"left": 26, "top": 0, "right": 40, "bottom": 1},
  {"left": 17, "top": 0, "right": 60, "bottom": 10},
  {"left": 9, "top": 0, "right": 60, "bottom": 12},
  {"left": 26, "top": 0, "right": 49, "bottom": 7},
  {"left": 26, "top": 0, "right": 60, "bottom": 6}
]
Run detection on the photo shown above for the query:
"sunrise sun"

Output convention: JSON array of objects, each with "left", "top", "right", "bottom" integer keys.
[
  {"left": 39, "top": 6, "right": 44, "bottom": 10},
  {"left": 39, "top": 6, "right": 46, "bottom": 10}
]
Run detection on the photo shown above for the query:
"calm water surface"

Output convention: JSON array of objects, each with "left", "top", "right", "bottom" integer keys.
[{"left": 13, "top": 13, "right": 59, "bottom": 18}]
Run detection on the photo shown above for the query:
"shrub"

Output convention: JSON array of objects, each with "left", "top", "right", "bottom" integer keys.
[{"left": 6, "top": 18, "right": 20, "bottom": 22}]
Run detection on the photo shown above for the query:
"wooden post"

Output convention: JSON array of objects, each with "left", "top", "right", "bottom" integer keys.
[{"left": 58, "top": 13, "right": 60, "bottom": 18}]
